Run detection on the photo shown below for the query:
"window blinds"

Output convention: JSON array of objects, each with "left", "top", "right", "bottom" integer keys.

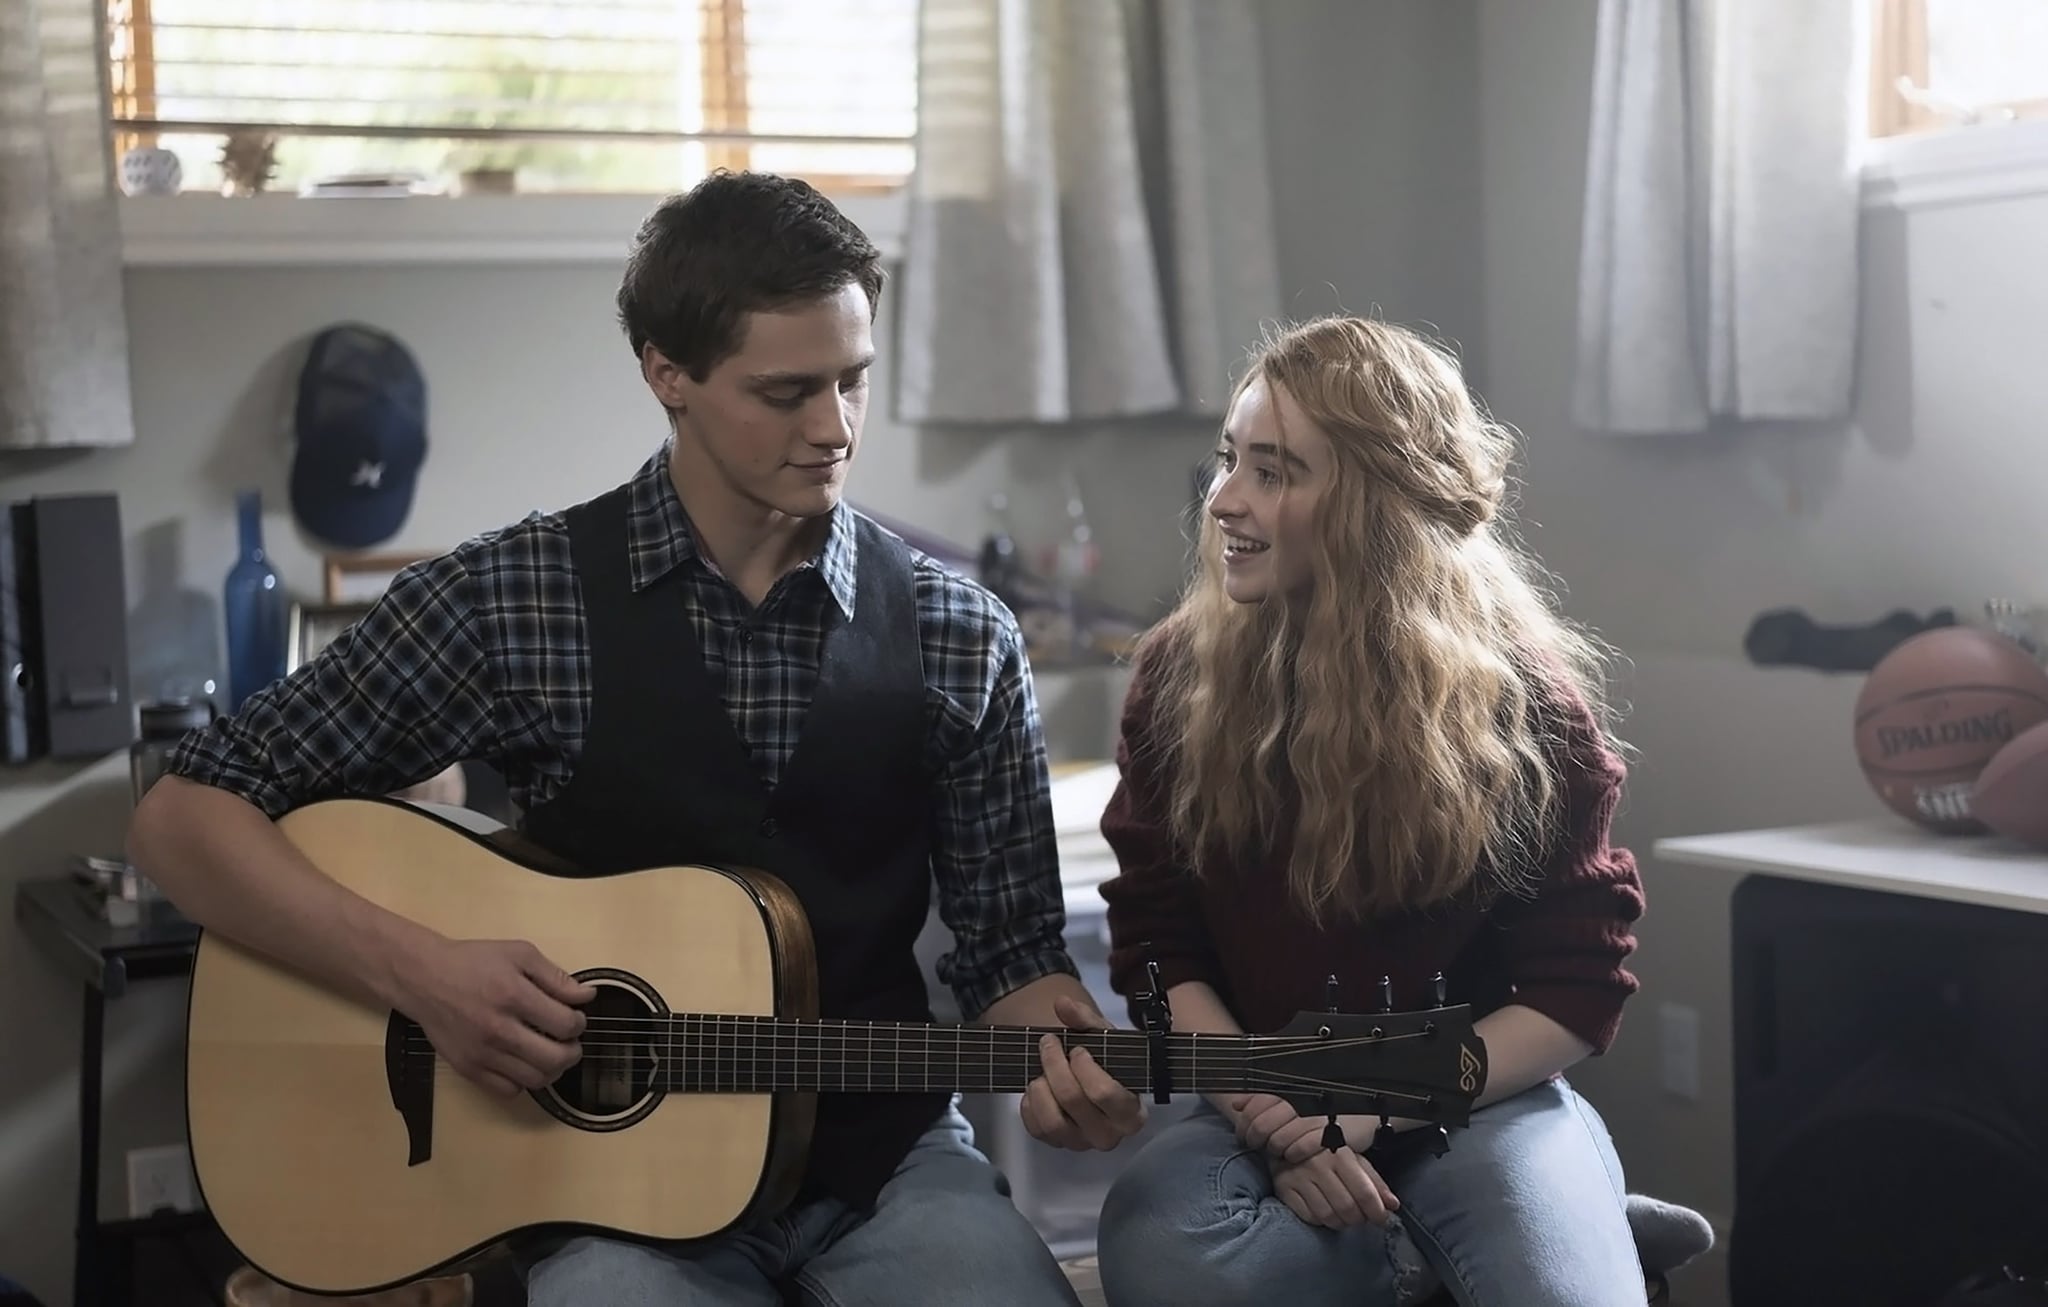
[{"left": 106, "top": 0, "right": 918, "bottom": 193}]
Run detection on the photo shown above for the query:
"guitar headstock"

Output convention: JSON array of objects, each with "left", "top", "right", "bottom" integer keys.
[{"left": 1248, "top": 999, "right": 1488, "bottom": 1128}]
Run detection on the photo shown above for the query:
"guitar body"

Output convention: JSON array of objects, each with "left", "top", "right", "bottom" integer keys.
[{"left": 185, "top": 798, "right": 815, "bottom": 1295}]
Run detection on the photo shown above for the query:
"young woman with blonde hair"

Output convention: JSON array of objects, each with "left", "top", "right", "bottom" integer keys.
[{"left": 1093, "top": 315, "right": 1649, "bottom": 1306}]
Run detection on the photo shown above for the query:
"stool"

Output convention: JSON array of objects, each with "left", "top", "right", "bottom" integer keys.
[
  {"left": 1060, "top": 1254, "right": 1107, "bottom": 1307},
  {"left": 223, "top": 1266, "right": 473, "bottom": 1306}
]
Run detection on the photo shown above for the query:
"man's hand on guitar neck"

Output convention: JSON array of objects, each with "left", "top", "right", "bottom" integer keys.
[
  {"left": 979, "top": 975, "right": 1147, "bottom": 1152},
  {"left": 392, "top": 935, "right": 597, "bottom": 1098}
]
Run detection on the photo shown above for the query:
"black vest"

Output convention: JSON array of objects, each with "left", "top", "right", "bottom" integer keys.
[{"left": 520, "top": 486, "right": 948, "bottom": 1212}]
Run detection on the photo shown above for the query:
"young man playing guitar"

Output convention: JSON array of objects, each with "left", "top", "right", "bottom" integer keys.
[{"left": 129, "top": 171, "right": 1144, "bottom": 1306}]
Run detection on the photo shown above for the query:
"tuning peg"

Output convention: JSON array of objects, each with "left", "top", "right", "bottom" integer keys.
[
  {"left": 1425, "top": 1125, "right": 1451, "bottom": 1158},
  {"left": 1376, "top": 975, "right": 1393, "bottom": 1012},
  {"left": 1431, "top": 971, "right": 1447, "bottom": 1006}
]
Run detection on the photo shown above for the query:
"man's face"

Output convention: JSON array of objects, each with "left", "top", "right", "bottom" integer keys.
[{"left": 652, "top": 281, "right": 875, "bottom": 521}]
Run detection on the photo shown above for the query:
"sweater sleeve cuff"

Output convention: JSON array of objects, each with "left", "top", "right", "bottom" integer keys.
[
  {"left": 1508, "top": 980, "right": 1633, "bottom": 1056},
  {"left": 1106, "top": 948, "right": 1217, "bottom": 1025}
]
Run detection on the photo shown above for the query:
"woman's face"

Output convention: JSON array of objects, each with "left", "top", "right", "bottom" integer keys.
[{"left": 1207, "top": 375, "right": 1332, "bottom": 605}]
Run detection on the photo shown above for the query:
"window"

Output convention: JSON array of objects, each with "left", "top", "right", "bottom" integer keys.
[
  {"left": 106, "top": 0, "right": 919, "bottom": 196},
  {"left": 1869, "top": 0, "right": 2048, "bottom": 138}
]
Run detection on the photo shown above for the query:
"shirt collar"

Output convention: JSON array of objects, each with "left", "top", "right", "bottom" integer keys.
[{"left": 624, "top": 443, "right": 859, "bottom": 620}]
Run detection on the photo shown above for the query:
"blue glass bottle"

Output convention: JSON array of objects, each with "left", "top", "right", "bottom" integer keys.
[{"left": 223, "top": 489, "right": 287, "bottom": 710}]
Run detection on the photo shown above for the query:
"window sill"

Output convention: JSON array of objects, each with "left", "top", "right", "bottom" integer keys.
[
  {"left": 1861, "top": 116, "right": 2048, "bottom": 212},
  {"left": 118, "top": 189, "right": 909, "bottom": 267}
]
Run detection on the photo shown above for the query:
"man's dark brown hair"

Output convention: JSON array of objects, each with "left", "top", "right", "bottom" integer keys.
[{"left": 616, "top": 170, "right": 885, "bottom": 382}]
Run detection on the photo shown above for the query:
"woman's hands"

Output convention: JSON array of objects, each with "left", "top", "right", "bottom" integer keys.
[
  {"left": 1271, "top": 1147, "right": 1400, "bottom": 1229},
  {"left": 1229, "top": 1092, "right": 1401, "bottom": 1230},
  {"left": 1233, "top": 1091, "right": 1316, "bottom": 1153}
]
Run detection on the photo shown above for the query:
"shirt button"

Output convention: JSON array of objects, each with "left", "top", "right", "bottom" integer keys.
[
  {"left": 759, "top": 816, "right": 779, "bottom": 838},
  {"left": 737, "top": 627, "right": 754, "bottom": 645}
]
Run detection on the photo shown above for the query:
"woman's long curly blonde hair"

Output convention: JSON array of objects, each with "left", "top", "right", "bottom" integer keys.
[{"left": 1142, "top": 315, "right": 1622, "bottom": 924}]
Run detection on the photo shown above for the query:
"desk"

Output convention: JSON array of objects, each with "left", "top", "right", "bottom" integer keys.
[
  {"left": 13, "top": 876, "right": 208, "bottom": 1307},
  {"left": 1654, "top": 817, "right": 2048, "bottom": 1306},
  {"left": 1654, "top": 816, "right": 2048, "bottom": 915}
]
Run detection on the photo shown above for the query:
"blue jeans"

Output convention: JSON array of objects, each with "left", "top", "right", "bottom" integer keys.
[
  {"left": 525, "top": 1104, "right": 1081, "bottom": 1306},
  {"left": 1095, "top": 1078, "right": 1647, "bottom": 1307}
]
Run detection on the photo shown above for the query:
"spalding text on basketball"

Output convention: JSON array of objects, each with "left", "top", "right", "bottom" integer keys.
[{"left": 1874, "top": 707, "right": 2020, "bottom": 761}]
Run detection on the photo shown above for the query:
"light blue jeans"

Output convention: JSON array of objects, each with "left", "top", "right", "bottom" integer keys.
[
  {"left": 524, "top": 1104, "right": 1081, "bottom": 1306},
  {"left": 1095, "top": 1078, "right": 1648, "bottom": 1307}
]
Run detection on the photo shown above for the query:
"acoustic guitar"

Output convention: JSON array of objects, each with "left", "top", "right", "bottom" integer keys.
[{"left": 183, "top": 798, "right": 1489, "bottom": 1296}]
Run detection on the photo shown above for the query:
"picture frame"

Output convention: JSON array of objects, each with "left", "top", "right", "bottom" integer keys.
[
  {"left": 322, "top": 551, "right": 437, "bottom": 605},
  {"left": 287, "top": 601, "right": 375, "bottom": 673}
]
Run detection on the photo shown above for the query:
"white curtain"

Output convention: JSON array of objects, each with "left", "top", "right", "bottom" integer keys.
[
  {"left": 0, "top": 0, "right": 136, "bottom": 449},
  {"left": 897, "top": 0, "right": 1282, "bottom": 424},
  {"left": 1573, "top": 0, "right": 1865, "bottom": 436}
]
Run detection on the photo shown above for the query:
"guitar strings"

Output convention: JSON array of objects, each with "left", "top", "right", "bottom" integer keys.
[
  {"left": 405, "top": 1063, "right": 1442, "bottom": 1105},
  {"left": 397, "top": 1024, "right": 1452, "bottom": 1097},
  {"left": 395, "top": 1032, "right": 1425, "bottom": 1057},
  {"left": 395, "top": 1025, "right": 1450, "bottom": 1104},
  {"left": 397, "top": 1029, "right": 1439, "bottom": 1058},
  {"left": 400, "top": 1017, "right": 1444, "bottom": 1043}
]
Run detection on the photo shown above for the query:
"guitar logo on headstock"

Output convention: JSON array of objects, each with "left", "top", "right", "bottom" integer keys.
[{"left": 1459, "top": 1042, "right": 1483, "bottom": 1094}]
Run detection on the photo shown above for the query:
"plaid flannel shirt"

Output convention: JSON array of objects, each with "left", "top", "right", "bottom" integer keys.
[{"left": 166, "top": 443, "right": 1078, "bottom": 1019}]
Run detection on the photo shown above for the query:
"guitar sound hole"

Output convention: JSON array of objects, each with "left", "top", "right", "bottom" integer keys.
[{"left": 535, "top": 970, "right": 667, "bottom": 1131}]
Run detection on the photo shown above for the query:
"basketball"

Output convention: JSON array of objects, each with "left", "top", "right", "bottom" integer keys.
[
  {"left": 1973, "top": 719, "right": 2048, "bottom": 849},
  {"left": 1852, "top": 625, "right": 2048, "bottom": 833}
]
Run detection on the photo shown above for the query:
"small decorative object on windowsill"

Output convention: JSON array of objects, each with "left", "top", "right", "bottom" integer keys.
[
  {"left": 218, "top": 129, "right": 280, "bottom": 197},
  {"left": 119, "top": 145, "right": 182, "bottom": 196},
  {"left": 457, "top": 166, "right": 518, "bottom": 195}
]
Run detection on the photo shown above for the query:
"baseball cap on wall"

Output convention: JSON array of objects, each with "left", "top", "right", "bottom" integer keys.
[{"left": 289, "top": 324, "right": 427, "bottom": 550}]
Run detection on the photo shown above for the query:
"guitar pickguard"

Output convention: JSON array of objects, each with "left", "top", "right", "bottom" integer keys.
[{"left": 384, "top": 1009, "right": 433, "bottom": 1166}]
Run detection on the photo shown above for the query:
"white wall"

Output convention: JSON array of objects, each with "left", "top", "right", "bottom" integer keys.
[{"left": 1477, "top": 0, "right": 2048, "bottom": 1240}]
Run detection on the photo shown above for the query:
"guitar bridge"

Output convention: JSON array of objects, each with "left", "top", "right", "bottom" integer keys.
[{"left": 384, "top": 1010, "right": 434, "bottom": 1166}]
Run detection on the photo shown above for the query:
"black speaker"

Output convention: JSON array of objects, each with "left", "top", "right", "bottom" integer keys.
[
  {"left": 4, "top": 494, "right": 133, "bottom": 761},
  {"left": 1730, "top": 875, "right": 2048, "bottom": 1307}
]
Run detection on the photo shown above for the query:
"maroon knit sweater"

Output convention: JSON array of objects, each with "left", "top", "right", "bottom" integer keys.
[{"left": 1097, "top": 645, "right": 1646, "bottom": 1054}]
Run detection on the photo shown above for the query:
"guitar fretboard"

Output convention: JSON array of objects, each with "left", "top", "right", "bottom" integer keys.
[{"left": 633, "top": 1015, "right": 1251, "bottom": 1095}]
